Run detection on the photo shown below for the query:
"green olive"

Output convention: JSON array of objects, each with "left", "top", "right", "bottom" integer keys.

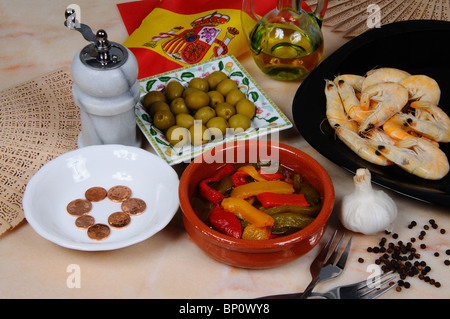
[
  {"left": 206, "top": 71, "right": 228, "bottom": 90},
  {"left": 185, "top": 90, "right": 210, "bottom": 110},
  {"left": 165, "top": 81, "right": 184, "bottom": 101},
  {"left": 215, "top": 102, "right": 236, "bottom": 120},
  {"left": 175, "top": 113, "right": 195, "bottom": 128},
  {"left": 228, "top": 114, "right": 251, "bottom": 132},
  {"left": 188, "top": 77, "right": 209, "bottom": 92},
  {"left": 149, "top": 101, "right": 170, "bottom": 116},
  {"left": 225, "top": 88, "right": 245, "bottom": 106},
  {"left": 235, "top": 98, "right": 256, "bottom": 119},
  {"left": 216, "top": 78, "right": 238, "bottom": 96},
  {"left": 194, "top": 106, "right": 216, "bottom": 125},
  {"left": 182, "top": 87, "right": 200, "bottom": 98},
  {"left": 188, "top": 122, "right": 210, "bottom": 146},
  {"left": 166, "top": 125, "right": 189, "bottom": 147},
  {"left": 207, "top": 90, "right": 225, "bottom": 108},
  {"left": 153, "top": 110, "right": 175, "bottom": 130},
  {"left": 170, "top": 98, "right": 189, "bottom": 115},
  {"left": 206, "top": 116, "right": 229, "bottom": 137},
  {"left": 143, "top": 91, "right": 166, "bottom": 110}
]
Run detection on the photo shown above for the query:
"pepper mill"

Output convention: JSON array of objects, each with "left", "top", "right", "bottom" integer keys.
[{"left": 65, "top": 9, "right": 141, "bottom": 148}]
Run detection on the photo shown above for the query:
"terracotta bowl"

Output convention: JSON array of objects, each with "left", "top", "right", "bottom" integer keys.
[{"left": 179, "top": 140, "right": 335, "bottom": 269}]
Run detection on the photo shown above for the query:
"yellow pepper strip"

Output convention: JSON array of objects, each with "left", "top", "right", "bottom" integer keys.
[
  {"left": 242, "top": 224, "right": 271, "bottom": 240},
  {"left": 230, "top": 180, "right": 295, "bottom": 199},
  {"left": 237, "top": 165, "right": 267, "bottom": 182},
  {"left": 221, "top": 197, "right": 274, "bottom": 227}
]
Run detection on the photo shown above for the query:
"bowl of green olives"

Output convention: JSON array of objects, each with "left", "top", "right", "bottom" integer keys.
[{"left": 135, "top": 54, "right": 292, "bottom": 165}]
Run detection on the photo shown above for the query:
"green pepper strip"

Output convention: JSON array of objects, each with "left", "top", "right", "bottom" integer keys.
[
  {"left": 199, "top": 164, "right": 235, "bottom": 205},
  {"left": 271, "top": 212, "right": 315, "bottom": 232},
  {"left": 214, "top": 175, "right": 234, "bottom": 195},
  {"left": 260, "top": 204, "right": 321, "bottom": 216},
  {"left": 293, "top": 173, "right": 321, "bottom": 206}
]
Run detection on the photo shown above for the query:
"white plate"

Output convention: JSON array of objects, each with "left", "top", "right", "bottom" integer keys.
[
  {"left": 135, "top": 54, "right": 293, "bottom": 165},
  {"left": 23, "top": 145, "right": 179, "bottom": 251}
]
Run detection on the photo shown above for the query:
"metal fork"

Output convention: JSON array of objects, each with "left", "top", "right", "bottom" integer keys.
[
  {"left": 300, "top": 230, "right": 352, "bottom": 298},
  {"left": 258, "top": 229, "right": 352, "bottom": 299},
  {"left": 309, "top": 271, "right": 398, "bottom": 299}
]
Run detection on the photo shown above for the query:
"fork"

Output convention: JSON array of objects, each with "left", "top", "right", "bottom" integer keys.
[
  {"left": 258, "top": 229, "right": 352, "bottom": 299},
  {"left": 300, "top": 230, "right": 352, "bottom": 298},
  {"left": 309, "top": 271, "right": 398, "bottom": 299}
]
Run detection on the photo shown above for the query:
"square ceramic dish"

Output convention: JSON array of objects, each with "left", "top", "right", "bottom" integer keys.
[{"left": 135, "top": 54, "right": 292, "bottom": 165}]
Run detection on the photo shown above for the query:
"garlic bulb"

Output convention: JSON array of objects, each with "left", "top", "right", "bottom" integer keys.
[{"left": 339, "top": 168, "right": 398, "bottom": 235}]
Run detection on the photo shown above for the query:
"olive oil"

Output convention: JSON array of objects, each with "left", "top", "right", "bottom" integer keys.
[{"left": 250, "top": 23, "right": 323, "bottom": 81}]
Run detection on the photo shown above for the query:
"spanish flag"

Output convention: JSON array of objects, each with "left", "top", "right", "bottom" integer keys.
[{"left": 118, "top": 0, "right": 291, "bottom": 79}]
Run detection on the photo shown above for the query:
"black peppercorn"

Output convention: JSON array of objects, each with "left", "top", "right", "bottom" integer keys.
[{"left": 365, "top": 218, "right": 446, "bottom": 293}]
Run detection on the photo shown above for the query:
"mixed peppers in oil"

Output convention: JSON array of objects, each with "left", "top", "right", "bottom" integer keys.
[{"left": 194, "top": 162, "right": 322, "bottom": 240}]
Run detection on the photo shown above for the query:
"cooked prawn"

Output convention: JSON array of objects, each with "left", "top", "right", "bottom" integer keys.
[
  {"left": 365, "top": 127, "right": 397, "bottom": 145},
  {"left": 382, "top": 115, "right": 417, "bottom": 141},
  {"left": 335, "top": 125, "right": 392, "bottom": 166},
  {"left": 376, "top": 137, "right": 449, "bottom": 180},
  {"left": 334, "top": 76, "right": 369, "bottom": 121},
  {"left": 399, "top": 75, "right": 441, "bottom": 105},
  {"left": 361, "top": 68, "right": 411, "bottom": 91},
  {"left": 325, "top": 80, "right": 358, "bottom": 132},
  {"left": 358, "top": 82, "right": 409, "bottom": 134},
  {"left": 382, "top": 114, "right": 440, "bottom": 147},
  {"left": 337, "top": 74, "right": 364, "bottom": 92},
  {"left": 396, "top": 101, "right": 450, "bottom": 143}
]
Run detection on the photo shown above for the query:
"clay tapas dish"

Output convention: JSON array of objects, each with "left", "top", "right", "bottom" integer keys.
[{"left": 179, "top": 139, "right": 335, "bottom": 269}]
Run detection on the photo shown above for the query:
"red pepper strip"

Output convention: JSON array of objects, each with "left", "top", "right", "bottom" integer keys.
[
  {"left": 232, "top": 171, "right": 248, "bottom": 187},
  {"left": 199, "top": 163, "right": 235, "bottom": 204},
  {"left": 257, "top": 170, "right": 284, "bottom": 181},
  {"left": 209, "top": 205, "right": 242, "bottom": 239},
  {"left": 256, "top": 192, "right": 310, "bottom": 208}
]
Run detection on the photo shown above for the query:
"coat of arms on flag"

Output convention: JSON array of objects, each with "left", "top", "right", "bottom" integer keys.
[
  {"left": 143, "top": 12, "right": 239, "bottom": 65},
  {"left": 120, "top": 0, "right": 274, "bottom": 78}
]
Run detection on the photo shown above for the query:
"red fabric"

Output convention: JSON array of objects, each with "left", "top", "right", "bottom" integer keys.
[
  {"left": 128, "top": 47, "right": 182, "bottom": 79},
  {"left": 117, "top": 0, "right": 160, "bottom": 35},
  {"left": 117, "top": 0, "right": 313, "bottom": 36}
]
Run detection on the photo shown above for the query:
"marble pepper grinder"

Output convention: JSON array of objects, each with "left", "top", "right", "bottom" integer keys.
[{"left": 65, "top": 9, "right": 141, "bottom": 148}]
